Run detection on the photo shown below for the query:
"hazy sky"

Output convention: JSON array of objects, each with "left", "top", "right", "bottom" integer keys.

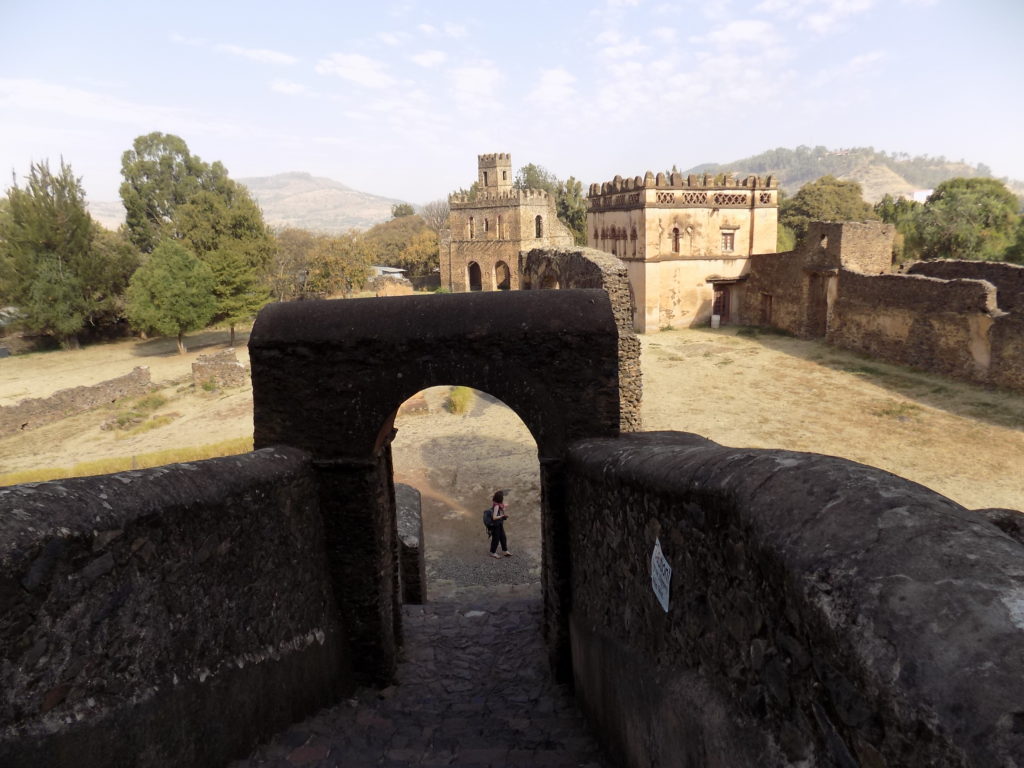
[{"left": 1, "top": 0, "right": 1021, "bottom": 205}]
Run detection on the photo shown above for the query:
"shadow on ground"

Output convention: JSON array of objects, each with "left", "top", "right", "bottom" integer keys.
[{"left": 131, "top": 329, "right": 251, "bottom": 358}]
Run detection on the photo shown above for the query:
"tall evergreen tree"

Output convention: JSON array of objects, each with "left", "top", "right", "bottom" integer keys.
[
  {"left": 119, "top": 132, "right": 228, "bottom": 253},
  {"left": 0, "top": 160, "right": 137, "bottom": 347},
  {"left": 125, "top": 240, "right": 216, "bottom": 354}
]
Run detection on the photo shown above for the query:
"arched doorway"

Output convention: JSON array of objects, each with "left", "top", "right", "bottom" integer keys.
[
  {"left": 392, "top": 386, "right": 540, "bottom": 600},
  {"left": 495, "top": 261, "right": 511, "bottom": 290},
  {"left": 467, "top": 262, "right": 482, "bottom": 291},
  {"left": 540, "top": 273, "right": 560, "bottom": 289},
  {"left": 250, "top": 290, "right": 622, "bottom": 685}
]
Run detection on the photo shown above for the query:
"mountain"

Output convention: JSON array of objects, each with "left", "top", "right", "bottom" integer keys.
[
  {"left": 237, "top": 172, "right": 409, "bottom": 233},
  {"left": 86, "top": 172, "right": 410, "bottom": 234},
  {"left": 683, "top": 146, "right": 1015, "bottom": 202},
  {"left": 86, "top": 200, "right": 128, "bottom": 231}
]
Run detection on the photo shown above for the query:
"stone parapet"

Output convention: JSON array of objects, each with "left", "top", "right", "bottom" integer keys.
[{"left": 567, "top": 430, "right": 1024, "bottom": 768}]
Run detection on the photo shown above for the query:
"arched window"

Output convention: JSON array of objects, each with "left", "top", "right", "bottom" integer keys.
[
  {"left": 631, "top": 227, "right": 638, "bottom": 257},
  {"left": 593, "top": 228, "right": 599, "bottom": 243},
  {"left": 672, "top": 227, "right": 680, "bottom": 254},
  {"left": 535, "top": 215, "right": 543, "bottom": 238},
  {"left": 468, "top": 217, "right": 475, "bottom": 239}
]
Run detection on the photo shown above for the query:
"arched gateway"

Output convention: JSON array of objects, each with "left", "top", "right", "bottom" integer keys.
[{"left": 249, "top": 289, "right": 622, "bottom": 683}]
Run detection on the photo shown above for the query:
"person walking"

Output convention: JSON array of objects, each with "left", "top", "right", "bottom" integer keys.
[{"left": 487, "top": 490, "right": 512, "bottom": 559}]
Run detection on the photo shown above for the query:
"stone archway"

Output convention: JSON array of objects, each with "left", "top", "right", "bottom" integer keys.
[
  {"left": 467, "top": 262, "right": 482, "bottom": 291},
  {"left": 249, "top": 290, "right": 621, "bottom": 684},
  {"left": 495, "top": 261, "right": 511, "bottom": 290}
]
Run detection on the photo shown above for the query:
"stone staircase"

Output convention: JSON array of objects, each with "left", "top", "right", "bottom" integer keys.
[{"left": 231, "top": 599, "right": 610, "bottom": 768}]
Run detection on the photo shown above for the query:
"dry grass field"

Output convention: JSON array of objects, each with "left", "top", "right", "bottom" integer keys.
[{"left": 2, "top": 322, "right": 1022, "bottom": 597}]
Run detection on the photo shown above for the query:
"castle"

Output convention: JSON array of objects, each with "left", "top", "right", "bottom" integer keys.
[
  {"left": 440, "top": 153, "right": 574, "bottom": 292},
  {"left": 587, "top": 171, "right": 779, "bottom": 332}
]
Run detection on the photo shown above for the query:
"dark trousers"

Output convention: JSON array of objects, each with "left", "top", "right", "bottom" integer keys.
[{"left": 489, "top": 523, "right": 507, "bottom": 553}]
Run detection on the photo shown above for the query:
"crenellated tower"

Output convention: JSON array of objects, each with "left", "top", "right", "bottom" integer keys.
[{"left": 478, "top": 153, "right": 513, "bottom": 193}]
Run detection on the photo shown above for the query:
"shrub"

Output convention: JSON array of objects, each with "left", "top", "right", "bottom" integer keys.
[{"left": 445, "top": 386, "right": 474, "bottom": 414}]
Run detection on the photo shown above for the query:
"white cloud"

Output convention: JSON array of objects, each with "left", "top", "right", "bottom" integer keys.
[
  {"left": 755, "top": 0, "right": 875, "bottom": 34},
  {"left": 0, "top": 77, "right": 238, "bottom": 136},
  {"left": 418, "top": 23, "right": 436, "bottom": 35},
  {"left": 169, "top": 32, "right": 206, "bottom": 47},
  {"left": 411, "top": 50, "right": 447, "bottom": 68},
  {"left": 217, "top": 44, "right": 297, "bottom": 65},
  {"left": 702, "top": 19, "right": 779, "bottom": 46},
  {"left": 315, "top": 53, "right": 396, "bottom": 88},
  {"left": 269, "top": 78, "right": 312, "bottom": 95},
  {"left": 378, "top": 32, "right": 403, "bottom": 46},
  {"left": 443, "top": 22, "right": 468, "bottom": 38},
  {"left": 810, "top": 49, "right": 885, "bottom": 87},
  {"left": 528, "top": 68, "right": 577, "bottom": 106},
  {"left": 449, "top": 61, "right": 503, "bottom": 114},
  {"left": 653, "top": 27, "right": 677, "bottom": 43},
  {"left": 601, "top": 37, "right": 650, "bottom": 58}
]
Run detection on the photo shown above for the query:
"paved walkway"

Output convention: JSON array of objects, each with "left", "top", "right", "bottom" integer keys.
[{"left": 231, "top": 598, "right": 611, "bottom": 768}]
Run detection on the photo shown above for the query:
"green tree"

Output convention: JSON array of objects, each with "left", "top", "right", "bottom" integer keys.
[
  {"left": 362, "top": 214, "right": 427, "bottom": 267},
  {"left": 874, "top": 193, "right": 922, "bottom": 263},
  {"left": 514, "top": 163, "right": 587, "bottom": 244},
  {"left": 172, "top": 182, "right": 274, "bottom": 342},
  {"left": 397, "top": 228, "right": 439, "bottom": 276},
  {"left": 911, "top": 178, "right": 1020, "bottom": 262},
  {"left": 391, "top": 203, "right": 415, "bottom": 218},
  {"left": 270, "top": 227, "right": 318, "bottom": 301},
  {"left": 304, "top": 234, "right": 373, "bottom": 298},
  {"left": 0, "top": 160, "right": 137, "bottom": 347},
  {"left": 119, "top": 132, "right": 227, "bottom": 253},
  {"left": 125, "top": 240, "right": 216, "bottom": 354},
  {"left": 556, "top": 176, "right": 587, "bottom": 245},
  {"left": 779, "top": 175, "right": 877, "bottom": 245}
]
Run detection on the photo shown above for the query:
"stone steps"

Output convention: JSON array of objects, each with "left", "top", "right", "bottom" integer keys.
[{"left": 231, "top": 599, "right": 609, "bottom": 768}]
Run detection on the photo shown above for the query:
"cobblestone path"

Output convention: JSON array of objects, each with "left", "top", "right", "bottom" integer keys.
[{"left": 231, "top": 598, "right": 611, "bottom": 768}]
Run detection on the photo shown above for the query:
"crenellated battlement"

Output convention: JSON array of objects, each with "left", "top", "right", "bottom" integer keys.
[
  {"left": 588, "top": 172, "right": 778, "bottom": 198},
  {"left": 478, "top": 153, "right": 512, "bottom": 164},
  {"left": 449, "top": 187, "right": 553, "bottom": 207}
]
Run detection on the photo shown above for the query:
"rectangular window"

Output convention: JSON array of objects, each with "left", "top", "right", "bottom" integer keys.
[
  {"left": 483, "top": 171, "right": 489, "bottom": 186},
  {"left": 721, "top": 231, "right": 735, "bottom": 253}
]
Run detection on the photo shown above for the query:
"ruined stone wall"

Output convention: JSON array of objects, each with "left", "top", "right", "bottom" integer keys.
[
  {"left": 0, "top": 448, "right": 351, "bottom": 768},
  {"left": 828, "top": 271, "right": 1002, "bottom": 382},
  {"left": 0, "top": 366, "right": 151, "bottom": 437},
  {"left": 566, "top": 431, "right": 1024, "bottom": 768},
  {"left": 191, "top": 349, "right": 246, "bottom": 389},
  {"left": 520, "top": 248, "right": 642, "bottom": 432},
  {"left": 741, "top": 251, "right": 813, "bottom": 334},
  {"left": 907, "top": 260, "right": 1024, "bottom": 313}
]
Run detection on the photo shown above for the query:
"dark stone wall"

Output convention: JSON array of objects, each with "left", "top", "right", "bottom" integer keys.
[
  {"left": 741, "top": 250, "right": 816, "bottom": 336},
  {"left": 520, "top": 247, "right": 642, "bottom": 432},
  {"left": 0, "top": 366, "right": 151, "bottom": 436},
  {"left": 566, "top": 431, "right": 1024, "bottom": 768},
  {"left": 907, "top": 260, "right": 1024, "bottom": 313},
  {"left": 0, "top": 449, "right": 351, "bottom": 768}
]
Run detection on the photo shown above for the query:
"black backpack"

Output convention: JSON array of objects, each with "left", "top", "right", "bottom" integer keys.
[{"left": 483, "top": 507, "right": 494, "bottom": 532}]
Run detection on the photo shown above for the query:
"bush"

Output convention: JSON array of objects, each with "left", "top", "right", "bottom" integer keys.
[{"left": 445, "top": 386, "right": 474, "bottom": 414}]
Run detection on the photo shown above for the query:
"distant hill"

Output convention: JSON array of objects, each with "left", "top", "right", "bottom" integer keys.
[
  {"left": 237, "top": 172, "right": 409, "bottom": 233},
  {"left": 86, "top": 200, "right": 127, "bottom": 231},
  {"left": 86, "top": 172, "right": 411, "bottom": 234},
  {"left": 683, "top": 146, "right": 1017, "bottom": 202}
]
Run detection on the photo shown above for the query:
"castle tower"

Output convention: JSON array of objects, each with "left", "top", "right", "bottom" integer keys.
[{"left": 478, "top": 153, "right": 513, "bottom": 193}]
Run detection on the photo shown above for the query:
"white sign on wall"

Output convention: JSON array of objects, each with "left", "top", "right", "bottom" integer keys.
[{"left": 651, "top": 537, "right": 672, "bottom": 613}]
